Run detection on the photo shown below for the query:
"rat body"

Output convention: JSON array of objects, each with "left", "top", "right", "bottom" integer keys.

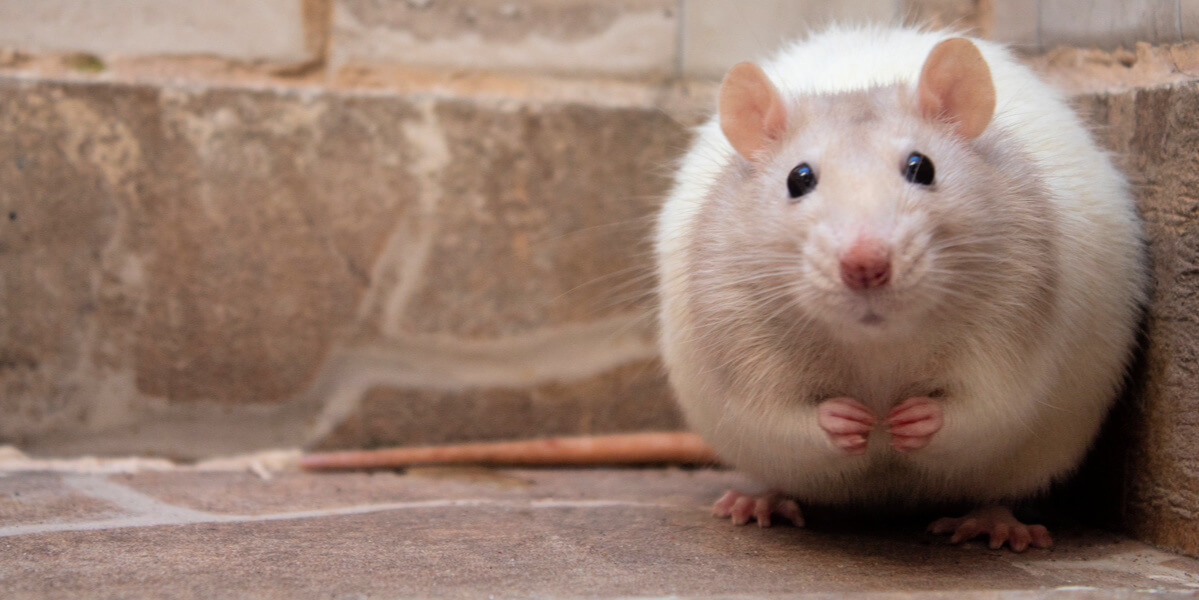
[{"left": 656, "top": 26, "right": 1145, "bottom": 550}]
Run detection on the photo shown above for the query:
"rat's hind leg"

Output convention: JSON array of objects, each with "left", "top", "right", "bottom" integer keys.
[
  {"left": 712, "top": 490, "right": 804, "bottom": 527},
  {"left": 929, "top": 505, "right": 1052, "bottom": 552}
]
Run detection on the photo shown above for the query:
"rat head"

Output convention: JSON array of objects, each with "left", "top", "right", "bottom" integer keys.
[{"left": 708, "top": 38, "right": 1012, "bottom": 340}]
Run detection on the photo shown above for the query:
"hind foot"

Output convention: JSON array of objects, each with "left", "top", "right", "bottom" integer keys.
[
  {"left": 712, "top": 489, "right": 804, "bottom": 528},
  {"left": 929, "top": 505, "right": 1052, "bottom": 552}
]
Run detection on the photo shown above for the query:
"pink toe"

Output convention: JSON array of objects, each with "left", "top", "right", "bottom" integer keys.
[
  {"left": 1030, "top": 525, "right": 1053, "bottom": 548},
  {"left": 754, "top": 498, "right": 774, "bottom": 527},
  {"left": 1009, "top": 527, "right": 1032, "bottom": 552},
  {"left": 730, "top": 497, "right": 754, "bottom": 525},
  {"left": 819, "top": 398, "right": 877, "bottom": 425},
  {"left": 951, "top": 518, "right": 981, "bottom": 544},
  {"left": 823, "top": 419, "right": 873, "bottom": 435},
  {"left": 988, "top": 523, "right": 1010, "bottom": 550},
  {"left": 778, "top": 500, "right": 804, "bottom": 526},
  {"left": 713, "top": 490, "right": 739, "bottom": 516},
  {"left": 887, "top": 397, "right": 943, "bottom": 426}
]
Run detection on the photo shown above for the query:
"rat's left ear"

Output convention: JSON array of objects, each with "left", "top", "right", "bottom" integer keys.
[
  {"left": 916, "top": 38, "right": 995, "bottom": 139},
  {"left": 719, "top": 62, "right": 788, "bottom": 160}
]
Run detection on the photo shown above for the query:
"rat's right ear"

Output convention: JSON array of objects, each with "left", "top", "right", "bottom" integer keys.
[
  {"left": 916, "top": 38, "right": 995, "bottom": 139},
  {"left": 720, "top": 62, "right": 787, "bottom": 161}
]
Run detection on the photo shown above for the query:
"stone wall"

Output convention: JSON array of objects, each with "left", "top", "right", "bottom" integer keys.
[
  {"left": 1077, "top": 82, "right": 1199, "bottom": 558},
  {"left": 0, "top": 76, "right": 689, "bottom": 459}
]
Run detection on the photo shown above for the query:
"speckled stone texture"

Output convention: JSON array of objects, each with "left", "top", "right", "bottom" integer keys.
[
  {"left": 0, "top": 468, "right": 1196, "bottom": 599},
  {"left": 0, "top": 75, "right": 686, "bottom": 457},
  {"left": 1076, "top": 81, "right": 1199, "bottom": 558}
]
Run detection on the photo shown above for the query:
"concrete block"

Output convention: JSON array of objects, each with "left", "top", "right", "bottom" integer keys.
[
  {"left": 1077, "top": 81, "right": 1199, "bottom": 558},
  {"left": 0, "top": 0, "right": 311, "bottom": 63},
  {"left": 0, "top": 75, "right": 685, "bottom": 458},
  {"left": 330, "top": 0, "right": 678, "bottom": 78}
]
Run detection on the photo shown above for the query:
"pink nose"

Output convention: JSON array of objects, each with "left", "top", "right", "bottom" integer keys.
[{"left": 840, "top": 240, "right": 891, "bottom": 290}]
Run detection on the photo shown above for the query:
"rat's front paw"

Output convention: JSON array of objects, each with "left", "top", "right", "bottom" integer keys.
[
  {"left": 886, "top": 396, "right": 943, "bottom": 452},
  {"left": 817, "top": 397, "right": 876, "bottom": 455}
]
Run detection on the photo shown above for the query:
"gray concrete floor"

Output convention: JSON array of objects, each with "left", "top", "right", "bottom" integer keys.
[{"left": 1, "top": 467, "right": 1197, "bottom": 599}]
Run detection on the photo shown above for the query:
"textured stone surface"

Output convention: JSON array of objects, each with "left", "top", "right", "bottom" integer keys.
[
  {"left": 0, "top": 75, "right": 685, "bottom": 457},
  {"left": 0, "top": 0, "right": 311, "bottom": 63},
  {"left": 138, "top": 89, "right": 417, "bottom": 404},
  {"left": 0, "top": 469, "right": 1196, "bottom": 599},
  {"left": 396, "top": 102, "right": 679, "bottom": 338},
  {"left": 0, "top": 79, "right": 413, "bottom": 415},
  {"left": 1076, "top": 81, "right": 1199, "bottom": 558},
  {"left": 0, "top": 472, "right": 120, "bottom": 526},
  {"left": 1029, "top": 43, "right": 1199, "bottom": 96},
  {"left": 331, "top": 0, "right": 678, "bottom": 78}
]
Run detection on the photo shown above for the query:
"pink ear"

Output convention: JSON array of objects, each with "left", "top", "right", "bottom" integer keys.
[
  {"left": 719, "top": 62, "right": 788, "bottom": 160},
  {"left": 916, "top": 38, "right": 995, "bottom": 139}
]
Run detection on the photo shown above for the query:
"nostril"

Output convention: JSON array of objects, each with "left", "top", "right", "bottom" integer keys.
[
  {"left": 840, "top": 243, "right": 891, "bottom": 291},
  {"left": 840, "top": 260, "right": 891, "bottom": 290}
]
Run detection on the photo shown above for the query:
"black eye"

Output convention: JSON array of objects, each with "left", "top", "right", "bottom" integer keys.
[
  {"left": 787, "top": 163, "right": 816, "bottom": 200},
  {"left": 904, "top": 152, "right": 935, "bottom": 186}
]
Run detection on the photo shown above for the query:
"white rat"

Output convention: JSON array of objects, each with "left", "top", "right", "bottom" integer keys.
[{"left": 655, "top": 26, "right": 1146, "bottom": 551}]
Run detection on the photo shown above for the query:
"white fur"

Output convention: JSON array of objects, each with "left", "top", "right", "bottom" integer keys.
[{"left": 656, "top": 26, "right": 1146, "bottom": 506}]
